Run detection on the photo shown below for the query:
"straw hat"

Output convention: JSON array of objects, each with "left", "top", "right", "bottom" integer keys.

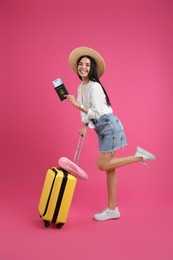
[{"left": 68, "top": 47, "right": 105, "bottom": 77}]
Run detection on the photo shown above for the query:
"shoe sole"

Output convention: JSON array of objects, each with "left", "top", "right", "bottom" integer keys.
[
  {"left": 94, "top": 217, "right": 120, "bottom": 221},
  {"left": 93, "top": 214, "right": 121, "bottom": 221}
]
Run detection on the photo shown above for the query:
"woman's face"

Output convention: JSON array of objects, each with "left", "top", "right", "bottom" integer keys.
[{"left": 77, "top": 57, "right": 91, "bottom": 80}]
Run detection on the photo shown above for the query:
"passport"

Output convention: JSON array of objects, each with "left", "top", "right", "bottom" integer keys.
[{"left": 52, "top": 78, "right": 69, "bottom": 101}]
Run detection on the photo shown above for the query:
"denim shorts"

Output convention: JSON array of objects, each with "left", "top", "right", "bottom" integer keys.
[{"left": 91, "top": 113, "right": 127, "bottom": 153}]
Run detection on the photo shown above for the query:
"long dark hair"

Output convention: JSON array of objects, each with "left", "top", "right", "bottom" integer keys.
[{"left": 77, "top": 55, "right": 111, "bottom": 106}]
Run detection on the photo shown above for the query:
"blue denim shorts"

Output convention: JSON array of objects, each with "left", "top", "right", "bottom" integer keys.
[{"left": 91, "top": 113, "right": 127, "bottom": 153}]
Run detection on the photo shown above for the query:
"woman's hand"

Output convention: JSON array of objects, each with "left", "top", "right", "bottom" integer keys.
[
  {"left": 65, "top": 94, "right": 80, "bottom": 108},
  {"left": 79, "top": 123, "right": 87, "bottom": 136}
]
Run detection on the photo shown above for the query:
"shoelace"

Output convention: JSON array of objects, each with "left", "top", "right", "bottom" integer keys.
[
  {"left": 106, "top": 209, "right": 110, "bottom": 214},
  {"left": 141, "top": 161, "right": 149, "bottom": 169}
]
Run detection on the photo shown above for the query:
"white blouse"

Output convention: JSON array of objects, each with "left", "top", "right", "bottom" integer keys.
[{"left": 77, "top": 81, "right": 113, "bottom": 128}]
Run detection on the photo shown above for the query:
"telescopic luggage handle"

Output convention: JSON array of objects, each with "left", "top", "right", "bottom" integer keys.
[
  {"left": 73, "top": 135, "right": 85, "bottom": 165},
  {"left": 58, "top": 135, "right": 88, "bottom": 180}
]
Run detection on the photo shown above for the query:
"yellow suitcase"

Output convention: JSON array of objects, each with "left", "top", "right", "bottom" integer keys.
[{"left": 38, "top": 167, "right": 77, "bottom": 229}]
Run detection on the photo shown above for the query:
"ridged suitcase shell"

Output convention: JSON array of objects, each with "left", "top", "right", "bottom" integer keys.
[{"left": 38, "top": 168, "right": 77, "bottom": 228}]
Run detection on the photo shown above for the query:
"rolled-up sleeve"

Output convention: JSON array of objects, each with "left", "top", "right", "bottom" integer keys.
[{"left": 87, "top": 84, "right": 106, "bottom": 119}]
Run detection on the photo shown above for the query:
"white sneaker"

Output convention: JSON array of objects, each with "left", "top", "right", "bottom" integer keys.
[
  {"left": 93, "top": 207, "right": 120, "bottom": 221},
  {"left": 134, "top": 146, "right": 156, "bottom": 161}
]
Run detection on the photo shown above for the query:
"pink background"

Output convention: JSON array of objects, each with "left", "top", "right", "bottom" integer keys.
[{"left": 0, "top": 0, "right": 173, "bottom": 259}]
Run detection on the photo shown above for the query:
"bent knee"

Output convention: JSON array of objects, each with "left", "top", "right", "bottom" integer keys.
[
  {"left": 97, "top": 152, "right": 115, "bottom": 171},
  {"left": 97, "top": 160, "right": 109, "bottom": 171},
  {"left": 97, "top": 163, "right": 106, "bottom": 171}
]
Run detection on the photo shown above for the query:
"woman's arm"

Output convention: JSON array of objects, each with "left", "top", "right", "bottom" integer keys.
[
  {"left": 79, "top": 122, "right": 88, "bottom": 136},
  {"left": 65, "top": 94, "right": 89, "bottom": 136},
  {"left": 65, "top": 94, "right": 88, "bottom": 114}
]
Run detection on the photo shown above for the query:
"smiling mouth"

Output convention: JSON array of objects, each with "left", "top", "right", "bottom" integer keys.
[{"left": 80, "top": 70, "right": 88, "bottom": 74}]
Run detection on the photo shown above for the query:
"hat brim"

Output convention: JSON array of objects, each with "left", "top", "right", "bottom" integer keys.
[{"left": 68, "top": 47, "right": 105, "bottom": 77}]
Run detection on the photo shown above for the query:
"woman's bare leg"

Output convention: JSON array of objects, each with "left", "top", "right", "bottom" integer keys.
[
  {"left": 94, "top": 150, "right": 154, "bottom": 221},
  {"left": 97, "top": 151, "right": 142, "bottom": 171},
  {"left": 106, "top": 166, "right": 117, "bottom": 210}
]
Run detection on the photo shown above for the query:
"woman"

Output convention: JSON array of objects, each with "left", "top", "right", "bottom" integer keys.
[{"left": 66, "top": 47, "right": 156, "bottom": 221}]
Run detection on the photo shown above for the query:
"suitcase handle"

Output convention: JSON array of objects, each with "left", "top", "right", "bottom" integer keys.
[{"left": 73, "top": 135, "right": 85, "bottom": 165}]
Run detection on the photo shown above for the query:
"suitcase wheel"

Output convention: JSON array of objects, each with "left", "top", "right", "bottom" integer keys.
[
  {"left": 56, "top": 223, "right": 64, "bottom": 229},
  {"left": 44, "top": 220, "right": 50, "bottom": 228}
]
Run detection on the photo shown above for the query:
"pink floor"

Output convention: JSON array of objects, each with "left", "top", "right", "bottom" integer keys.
[{"left": 1, "top": 161, "right": 173, "bottom": 260}]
